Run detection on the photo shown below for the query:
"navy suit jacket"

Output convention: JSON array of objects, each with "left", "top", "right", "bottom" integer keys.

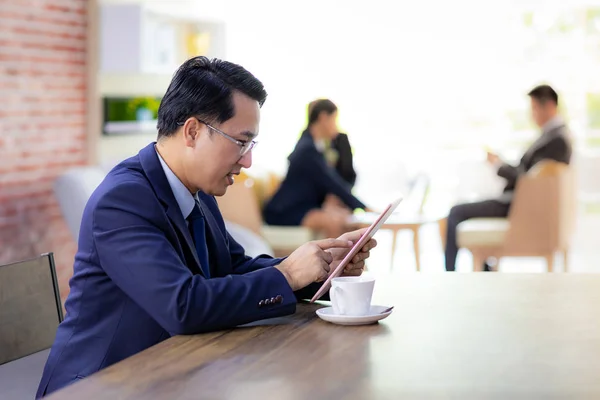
[
  {"left": 37, "top": 143, "right": 320, "bottom": 398},
  {"left": 263, "top": 130, "right": 366, "bottom": 226}
]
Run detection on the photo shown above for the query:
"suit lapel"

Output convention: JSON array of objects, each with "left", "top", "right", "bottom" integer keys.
[
  {"left": 522, "top": 124, "right": 566, "bottom": 169},
  {"left": 138, "top": 143, "right": 204, "bottom": 276}
]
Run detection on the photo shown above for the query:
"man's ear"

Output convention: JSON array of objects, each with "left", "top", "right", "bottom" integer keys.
[{"left": 182, "top": 118, "right": 202, "bottom": 148}]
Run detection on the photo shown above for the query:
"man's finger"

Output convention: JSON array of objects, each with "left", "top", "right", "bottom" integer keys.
[
  {"left": 361, "top": 238, "right": 377, "bottom": 252},
  {"left": 315, "top": 262, "right": 329, "bottom": 282},
  {"left": 316, "top": 261, "right": 330, "bottom": 281},
  {"left": 321, "top": 249, "right": 334, "bottom": 264},
  {"left": 353, "top": 251, "right": 370, "bottom": 264},
  {"left": 343, "top": 264, "right": 364, "bottom": 276},
  {"left": 320, "top": 258, "right": 331, "bottom": 273},
  {"left": 314, "top": 238, "right": 353, "bottom": 250},
  {"left": 340, "top": 228, "right": 368, "bottom": 242},
  {"left": 345, "top": 260, "right": 365, "bottom": 271},
  {"left": 369, "top": 238, "right": 378, "bottom": 250},
  {"left": 352, "top": 252, "right": 362, "bottom": 264},
  {"left": 352, "top": 227, "right": 369, "bottom": 236}
]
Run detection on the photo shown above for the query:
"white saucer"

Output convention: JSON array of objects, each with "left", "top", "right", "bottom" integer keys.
[{"left": 316, "top": 305, "right": 393, "bottom": 326}]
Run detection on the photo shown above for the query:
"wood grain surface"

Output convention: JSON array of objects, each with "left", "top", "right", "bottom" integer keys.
[{"left": 46, "top": 273, "right": 600, "bottom": 399}]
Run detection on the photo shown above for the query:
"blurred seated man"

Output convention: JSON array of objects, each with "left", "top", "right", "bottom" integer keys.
[
  {"left": 263, "top": 99, "right": 368, "bottom": 238},
  {"left": 445, "top": 84, "right": 572, "bottom": 272}
]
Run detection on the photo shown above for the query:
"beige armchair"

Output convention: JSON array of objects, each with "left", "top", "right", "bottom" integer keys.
[
  {"left": 456, "top": 160, "right": 576, "bottom": 272},
  {"left": 216, "top": 172, "right": 317, "bottom": 257}
]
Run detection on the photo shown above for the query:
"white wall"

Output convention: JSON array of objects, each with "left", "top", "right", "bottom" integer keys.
[
  {"left": 98, "top": 0, "right": 600, "bottom": 203},
  {"left": 216, "top": 0, "right": 600, "bottom": 203}
]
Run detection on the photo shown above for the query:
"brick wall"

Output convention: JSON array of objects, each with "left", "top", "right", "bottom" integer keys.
[{"left": 0, "top": 0, "right": 88, "bottom": 304}]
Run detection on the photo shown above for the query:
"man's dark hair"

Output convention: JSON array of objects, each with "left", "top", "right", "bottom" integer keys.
[
  {"left": 528, "top": 84, "right": 558, "bottom": 106},
  {"left": 307, "top": 99, "right": 338, "bottom": 126},
  {"left": 157, "top": 56, "right": 267, "bottom": 138}
]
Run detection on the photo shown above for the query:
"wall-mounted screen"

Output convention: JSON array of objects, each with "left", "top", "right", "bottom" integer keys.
[{"left": 103, "top": 96, "right": 162, "bottom": 136}]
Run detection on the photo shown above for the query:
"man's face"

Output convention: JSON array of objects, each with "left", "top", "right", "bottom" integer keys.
[
  {"left": 183, "top": 91, "right": 260, "bottom": 196},
  {"left": 530, "top": 98, "right": 554, "bottom": 128}
]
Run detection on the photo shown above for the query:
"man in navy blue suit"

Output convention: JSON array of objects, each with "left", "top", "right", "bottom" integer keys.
[{"left": 36, "top": 57, "right": 377, "bottom": 398}]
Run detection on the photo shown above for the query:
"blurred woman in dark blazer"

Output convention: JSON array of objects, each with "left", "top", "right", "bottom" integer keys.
[
  {"left": 312, "top": 99, "right": 358, "bottom": 211},
  {"left": 263, "top": 99, "right": 367, "bottom": 238},
  {"left": 307, "top": 99, "right": 357, "bottom": 188}
]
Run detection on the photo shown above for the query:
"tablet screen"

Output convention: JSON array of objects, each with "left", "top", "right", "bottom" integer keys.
[{"left": 309, "top": 197, "right": 403, "bottom": 302}]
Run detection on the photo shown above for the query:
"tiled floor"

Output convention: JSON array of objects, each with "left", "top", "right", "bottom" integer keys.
[{"left": 366, "top": 211, "right": 600, "bottom": 276}]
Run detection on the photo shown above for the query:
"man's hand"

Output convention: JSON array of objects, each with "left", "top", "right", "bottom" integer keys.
[
  {"left": 486, "top": 151, "right": 500, "bottom": 165},
  {"left": 275, "top": 238, "right": 352, "bottom": 291},
  {"left": 323, "top": 194, "right": 346, "bottom": 211},
  {"left": 328, "top": 228, "right": 378, "bottom": 277}
]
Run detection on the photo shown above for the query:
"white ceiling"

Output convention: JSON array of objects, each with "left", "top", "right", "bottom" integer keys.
[{"left": 98, "top": 0, "right": 227, "bottom": 22}]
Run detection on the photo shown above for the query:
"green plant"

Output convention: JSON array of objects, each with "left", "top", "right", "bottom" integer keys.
[
  {"left": 523, "top": 12, "right": 534, "bottom": 28},
  {"left": 585, "top": 9, "right": 600, "bottom": 33},
  {"left": 586, "top": 93, "right": 600, "bottom": 129},
  {"left": 127, "top": 97, "right": 161, "bottom": 117},
  {"left": 586, "top": 137, "right": 600, "bottom": 147},
  {"left": 506, "top": 109, "right": 535, "bottom": 131}
]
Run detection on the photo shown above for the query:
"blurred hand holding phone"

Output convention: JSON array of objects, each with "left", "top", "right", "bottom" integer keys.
[{"left": 484, "top": 146, "right": 500, "bottom": 165}]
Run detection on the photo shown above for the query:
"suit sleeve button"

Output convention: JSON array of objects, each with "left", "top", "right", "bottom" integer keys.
[
  {"left": 258, "top": 300, "right": 265, "bottom": 307},
  {"left": 276, "top": 295, "right": 283, "bottom": 303},
  {"left": 265, "top": 298, "right": 271, "bottom": 305}
]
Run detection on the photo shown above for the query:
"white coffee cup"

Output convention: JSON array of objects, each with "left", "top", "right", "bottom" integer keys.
[{"left": 329, "top": 276, "right": 375, "bottom": 316}]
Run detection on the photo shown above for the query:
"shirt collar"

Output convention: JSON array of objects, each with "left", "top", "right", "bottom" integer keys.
[
  {"left": 314, "top": 138, "right": 327, "bottom": 152},
  {"left": 155, "top": 147, "right": 197, "bottom": 220},
  {"left": 542, "top": 115, "right": 564, "bottom": 135}
]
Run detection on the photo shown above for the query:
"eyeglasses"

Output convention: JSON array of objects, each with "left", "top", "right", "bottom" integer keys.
[{"left": 177, "top": 118, "right": 257, "bottom": 156}]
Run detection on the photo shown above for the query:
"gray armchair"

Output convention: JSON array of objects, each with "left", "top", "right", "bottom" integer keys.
[
  {"left": 54, "top": 167, "right": 275, "bottom": 260},
  {"left": 0, "top": 253, "right": 63, "bottom": 398},
  {"left": 54, "top": 167, "right": 106, "bottom": 240}
]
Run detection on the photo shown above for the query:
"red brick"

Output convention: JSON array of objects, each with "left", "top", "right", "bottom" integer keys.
[
  {"left": 0, "top": 40, "right": 85, "bottom": 52},
  {"left": 0, "top": 0, "right": 88, "bottom": 303},
  {"left": 6, "top": 26, "right": 86, "bottom": 40},
  {"left": 0, "top": 54, "right": 86, "bottom": 66}
]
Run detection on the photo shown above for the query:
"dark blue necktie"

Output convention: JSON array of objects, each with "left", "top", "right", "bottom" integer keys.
[{"left": 188, "top": 201, "right": 211, "bottom": 278}]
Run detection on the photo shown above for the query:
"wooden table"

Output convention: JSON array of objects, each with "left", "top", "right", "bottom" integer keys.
[{"left": 47, "top": 274, "right": 600, "bottom": 399}]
